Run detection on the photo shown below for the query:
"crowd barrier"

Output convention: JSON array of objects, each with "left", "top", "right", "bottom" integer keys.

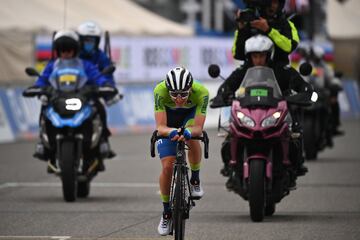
[{"left": 0, "top": 80, "right": 359, "bottom": 143}]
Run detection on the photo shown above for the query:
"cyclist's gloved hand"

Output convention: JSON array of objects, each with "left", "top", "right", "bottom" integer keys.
[
  {"left": 183, "top": 128, "right": 192, "bottom": 140},
  {"left": 169, "top": 129, "right": 179, "bottom": 139}
]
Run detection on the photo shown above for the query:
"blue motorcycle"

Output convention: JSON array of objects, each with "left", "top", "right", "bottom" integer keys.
[{"left": 23, "top": 62, "right": 117, "bottom": 202}]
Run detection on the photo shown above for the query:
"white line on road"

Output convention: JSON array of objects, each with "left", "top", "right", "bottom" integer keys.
[
  {"left": 0, "top": 237, "right": 71, "bottom": 239},
  {"left": 0, "top": 237, "right": 168, "bottom": 240},
  {"left": 0, "top": 182, "right": 158, "bottom": 189}
]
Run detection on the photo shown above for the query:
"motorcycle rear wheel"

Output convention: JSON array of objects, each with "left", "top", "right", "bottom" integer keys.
[{"left": 304, "top": 117, "right": 318, "bottom": 160}]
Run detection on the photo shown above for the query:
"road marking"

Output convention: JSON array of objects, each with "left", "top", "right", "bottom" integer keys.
[
  {"left": 0, "top": 182, "right": 158, "bottom": 189},
  {"left": 0, "top": 237, "right": 170, "bottom": 240},
  {"left": 0, "top": 237, "right": 71, "bottom": 239}
]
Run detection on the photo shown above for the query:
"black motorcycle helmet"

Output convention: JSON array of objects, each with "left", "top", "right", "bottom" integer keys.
[
  {"left": 246, "top": 0, "right": 285, "bottom": 19},
  {"left": 53, "top": 30, "right": 80, "bottom": 57}
]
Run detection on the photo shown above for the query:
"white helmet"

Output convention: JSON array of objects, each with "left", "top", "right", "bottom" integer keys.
[
  {"left": 77, "top": 21, "right": 102, "bottom": 37},
  {"left": 312, "top": 45, "right": 325, "bottom": 59},
  {"left": 245, "top": 34, "right": 274, "bottom": 61},
  {"left": 165, "top": 67, "right": 193, "bottom": 92},
  {"left": 54, "top": 29, "right": 79, "bottom": 42},
  {"left": 53, "top": 29, "right": 79, "bottom": 56}
]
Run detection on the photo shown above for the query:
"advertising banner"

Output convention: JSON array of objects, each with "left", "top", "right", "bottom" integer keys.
[
  {"left": 0, "top": 90, "right": 15, "bottom": 143},
  {"left": 35, "top": 36, "right": 237, "bottom": 83},
  {"left": 111, "top": 37, "right": 236, "bottom": 83}
]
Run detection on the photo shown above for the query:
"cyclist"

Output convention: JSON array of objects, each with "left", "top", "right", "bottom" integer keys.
[{"left": 154, "top": 67, "right": 209, "bottom": 235}]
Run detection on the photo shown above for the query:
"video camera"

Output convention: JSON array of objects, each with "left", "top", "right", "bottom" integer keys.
[{"left": 236, "top": 0, "right": 272, "bottom": 23}]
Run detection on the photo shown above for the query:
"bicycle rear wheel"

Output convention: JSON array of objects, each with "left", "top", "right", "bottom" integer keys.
[{"left": 173, "top": 166, "right": 186, "bottom": 240}]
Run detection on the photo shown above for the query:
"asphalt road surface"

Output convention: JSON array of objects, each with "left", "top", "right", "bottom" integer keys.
[{"left": 0, "top": 120, "right": 359, "bottom": 240}]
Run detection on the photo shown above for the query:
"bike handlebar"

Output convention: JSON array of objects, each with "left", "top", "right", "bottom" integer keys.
[{"left": 150, "top": 129, "right": 209, "bottom": 159}]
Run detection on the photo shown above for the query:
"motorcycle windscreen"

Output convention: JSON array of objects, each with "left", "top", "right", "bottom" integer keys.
[
  {"left": 49, "top": 59, "right": 88, "bottom": 92},
  {"left": 235, "top": 66, "right": 282, "bottom": 107}
]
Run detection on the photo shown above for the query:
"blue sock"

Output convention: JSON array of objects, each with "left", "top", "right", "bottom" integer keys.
[
  {"left": 163, "top": 202, "right": 171, "bottom": 214},
  {"left": 190, "top": 170, "right": 200, "bottom": 184}
]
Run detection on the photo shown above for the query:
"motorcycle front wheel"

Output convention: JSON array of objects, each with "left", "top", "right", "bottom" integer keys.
[
  {"left": 249, "top": 159, "right": 266, "bottom": 222},
  {"left": 60, "top": 141, "right": 77, "bottom": 202}
]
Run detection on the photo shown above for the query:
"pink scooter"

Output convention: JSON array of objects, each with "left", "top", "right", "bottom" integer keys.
[{"left": 209, "top": 64, "right": 312, "bottom": 222}]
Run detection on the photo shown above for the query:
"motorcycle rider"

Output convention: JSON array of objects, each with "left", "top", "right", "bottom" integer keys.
[
  {"left": 77, "top": 21, "right": 118, "bottom": 159},
  {"left": 301, "top": 45, "right": 345, "bottom": 138},
  {"left": 31, "top": 29, "right": 117, "bottom": 171},
  {"left": 154, "top": 67, "right": 209, "bottom": 235},
  {"left": 211, "top": 35, "right": 312, "bottom": 189},
  {"left": 218, "top": 0, "right": 301, "bottom": 176}
]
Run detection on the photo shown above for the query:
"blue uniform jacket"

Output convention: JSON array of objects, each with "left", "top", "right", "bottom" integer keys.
[
  {"left": 35, "top": 58, "right": 109, "bottom": 87},
  {"left": 79, "top": 50, "right": 115, "bottom": 85}
]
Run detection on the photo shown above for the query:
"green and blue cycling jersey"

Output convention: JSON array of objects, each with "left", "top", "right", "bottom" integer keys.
[
  {"left": 154, "top": 80, "right": 209, "bottom": 159},
  {"left": 154, "top": 80, "right": 209, "bottom": 128}
]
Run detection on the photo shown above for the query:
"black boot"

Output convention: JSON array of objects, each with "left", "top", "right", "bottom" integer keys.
[
  {"left": 33, "top": 142, "right": 48, "bottom": 161},
  {"left": 97, "top": 159, "right": 105, "bottom": 171},
  {"left": 99, "top": 139, "right": 116, "bottom": 159},
  {"left": 220, "top": 164, "right": 231, "bottom": 177},
  {"left": 296, "top": 164, "right": 308, "bottom": 176}
]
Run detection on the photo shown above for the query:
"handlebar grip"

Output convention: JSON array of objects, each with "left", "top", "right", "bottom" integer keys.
[
  {"left": 22, "top": 88, "right": 43, "bottom": 97},
  {"left": 202, "top": 131, "right": 209, "bottom": 159},
  {"left": 150, "top": 130, "right": 158, "bottom": 158}
]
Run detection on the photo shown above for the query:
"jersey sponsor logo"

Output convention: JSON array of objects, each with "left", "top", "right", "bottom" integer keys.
[
  {"left": 201, "top": 95, "right": 209, "bottom": 114},
  {"left": 154, "top": 93, "right": 164, "bottom": 111}
]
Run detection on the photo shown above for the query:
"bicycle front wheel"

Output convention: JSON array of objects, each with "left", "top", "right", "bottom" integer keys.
[{"left": 173, "top": 166, "right": 186, "bottom": 240}]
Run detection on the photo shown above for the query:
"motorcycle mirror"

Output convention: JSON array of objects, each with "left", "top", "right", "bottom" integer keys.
[
  {"left": 335, "top": 70, "right": 343, "bottom": 78},
  {"left": 208, "top": 64, "right": 220, "bottom": 78},
  {"left": 101, "top": 65, "right": 116, "bottom": 75},
  {"left": 25, "top": 67, "right": 40, "bottom": 77},
  {"left": 299, "top": 62, "right": 313, "bottom": 76}
]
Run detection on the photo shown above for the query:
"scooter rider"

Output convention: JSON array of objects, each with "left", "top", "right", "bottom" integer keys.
[
  {"left": 31, "top": 30, "right": 117, "bottom": 171},
  {"left": 211, "top": 35, "right": 312, "bottom": 188},
  {"left": 77, "top": 21, "right": 119, "bottom": 160}
]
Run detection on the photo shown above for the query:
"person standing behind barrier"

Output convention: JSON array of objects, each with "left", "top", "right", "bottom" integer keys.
[{"left": 153, "top": 67, "right": 209, "bottom": 236}]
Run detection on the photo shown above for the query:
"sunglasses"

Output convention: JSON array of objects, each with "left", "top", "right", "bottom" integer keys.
[{"left": 169, "top": 91, "right": 190, "bottom": 99}]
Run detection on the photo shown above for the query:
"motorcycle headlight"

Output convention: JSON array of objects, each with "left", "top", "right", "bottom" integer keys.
[
  {"left": 65, "top": 98, "right": 82, "bottom": 111},
  {"left": 261, "top": 111, "right": 281, "bottom": 127},
  {"left": 237, "top": 111, "right": 255, "bottom": 127},
  {"left": 311, "top": 91, "right": 318, "bottom": 102}
]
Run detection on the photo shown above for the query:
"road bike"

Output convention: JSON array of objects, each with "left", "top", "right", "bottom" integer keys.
[{"left": 150, "top": 128, "right": 209, "bottom": 240}]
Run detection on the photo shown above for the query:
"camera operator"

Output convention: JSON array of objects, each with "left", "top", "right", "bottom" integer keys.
[
  {"left": 224, "top": 0, "right": 300, "bottom": 103},
  {"left": 232, "top": 0, "right": 299, "bottom": 67}
]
